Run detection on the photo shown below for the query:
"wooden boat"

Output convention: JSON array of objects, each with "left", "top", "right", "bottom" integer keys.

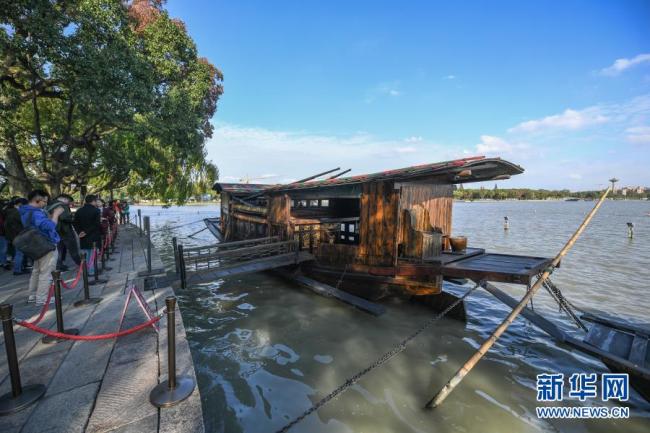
[
  {"left": 203, "top": 217, "right": 222, "bottom": 241},
  {"left": 211, "top": 156, "right": 553, "bottom": 301},
  {"left": 197, "top": 156, "right": 650, "bottom": 402},
  {"left": 483, "top": 282, "right": 650, "bottom": 402}
]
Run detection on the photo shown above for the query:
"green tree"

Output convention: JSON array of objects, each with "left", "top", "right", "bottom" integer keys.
[{"left": 0, "top": 0, "right": 222, "bottom": 203}]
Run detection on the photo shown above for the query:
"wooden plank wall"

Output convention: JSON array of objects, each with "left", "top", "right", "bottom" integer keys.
[
  {"left": 220, "top": 192, "right": 230, "bottom": 233},
  {"left": 397, "top": 183, "right": 453, "bottom": 238},
  {"left": 267, "top": 193, "right": 291, "bottom": 239},
  {"left": 358, "top": 181, "right": 399, "bottom": 266}
]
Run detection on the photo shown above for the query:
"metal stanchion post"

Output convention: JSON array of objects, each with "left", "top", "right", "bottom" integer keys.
[
  {"left": 89, "top": 242, "right": 107, "bottom": 285},
  {"left": 150, "top": 297, "right": 195, "bottom": 407},
  {"left": 138, "top": 209, "right": 142, "bottom": 236},
  {"left": 137, "top": 216, "right": 164, "bottom": 277},
  {"left": 145, "top": 216, "right": 152, "bottom": 273},
  {"left": 0, "top": 304, "right": 47, "bottom": 415},
  {"left": 178, "top": 245, "right": 186, "bottom": 289},
  {"left": 74, "top": 253, "right": 102, "bottom": 307},
  {"left": 172, "top": 237, "right": 179, "bottom": 274},
  {"left": 42, "top": 271, "right": 79, "bottom": 344},
  {"left": 101, "top": 239, "right": 112, "bottom": 271}
]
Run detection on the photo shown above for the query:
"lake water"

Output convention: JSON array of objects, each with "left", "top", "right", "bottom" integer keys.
[{"left": 135, "top": 200, "right": 650, "bottom": 433}]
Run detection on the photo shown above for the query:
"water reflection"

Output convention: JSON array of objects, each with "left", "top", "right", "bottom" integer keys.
[{"left": 136, "top": 202, "right": 650, "bottom": 433}]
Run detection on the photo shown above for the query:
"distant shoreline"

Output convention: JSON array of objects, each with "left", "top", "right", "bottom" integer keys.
[{"left": 454, "top": 198, "right": 648, "bottom": 203}]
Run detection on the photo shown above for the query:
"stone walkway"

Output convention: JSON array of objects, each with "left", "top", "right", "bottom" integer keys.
[{"left": 0, "top": 225, "right": 204, "bottom": 433}]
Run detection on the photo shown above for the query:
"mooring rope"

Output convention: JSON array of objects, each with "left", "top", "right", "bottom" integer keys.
[
  {"left": 541, "top": 277, "right": 587, "bottom": 331},
  {"left": 274, "top": 282, "right": 481, "bottom": 433}
]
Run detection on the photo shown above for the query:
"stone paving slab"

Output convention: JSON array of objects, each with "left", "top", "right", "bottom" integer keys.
[{"left": 0, "top": 224, "right": 204, "bottom": 432}]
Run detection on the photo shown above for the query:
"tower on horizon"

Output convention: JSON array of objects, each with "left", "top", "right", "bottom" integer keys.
[{"left": 609, "top": 177, "right": 619, "bottom": 192}]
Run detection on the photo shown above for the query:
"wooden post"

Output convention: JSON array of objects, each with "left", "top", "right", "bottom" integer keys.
[
  {"left": 178, "top": 245, "right": 187, "bottom": 290},
  {"left": 425, "top": 186, "right": 611, "bottom": 409},
  {"left": 172, "top": 237, "right": 179, "bottom": 274}
]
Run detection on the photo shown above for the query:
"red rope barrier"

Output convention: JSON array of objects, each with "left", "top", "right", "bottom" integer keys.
[
  {"left": 28, "top": 283, "right": 55, "bottom": 325},
  {"left": 60, "top": 260, "right": 84, "bottom": 290},
  {"left": 16, "top": 314, "right": 162, "bottom": 340}
]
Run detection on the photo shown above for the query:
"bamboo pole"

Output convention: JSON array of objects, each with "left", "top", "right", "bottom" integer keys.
[{"left": 425, "top": 186, "right": 611, "bottom": 409}]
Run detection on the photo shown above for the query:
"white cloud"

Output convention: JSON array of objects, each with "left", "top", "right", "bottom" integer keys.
[
  {"left": 475, "top": 135, "right": 530, "bottom": 155},
  {"left": 365, "top": 81, "right": 403, "bottom": 103},
  {"left": 443, "top": 74, "right": 456, "bottom": 80},
  {"left": 404, "top": 136, "right": 423, "bottom": 143},
  {"left": 207, "top": 123, "right": 460, "bottom": 183},
  {"left": 625, "top": 126, "right": 650, "bottom": 144},
  {"left": 600, "top": 53, "right": 650, "bottom": 76},
  {"left": 568, "top": 173, "right": 582, "bottom": 180},
  {"left": 395, "top": 146, "right": 417, "bottom": 153},
  {"left": 508, "top": 108, "right": 609, "bottom": 133}
]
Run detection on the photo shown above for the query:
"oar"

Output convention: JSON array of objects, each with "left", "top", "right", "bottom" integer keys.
[{"left": 425, "top": 186, "right": 611, "bottom": 409}]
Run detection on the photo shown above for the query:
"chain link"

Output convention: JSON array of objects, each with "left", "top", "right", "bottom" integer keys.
[
  {"left": 541, "top": 277, "right": 587, "bottom": 331},
  {"left": 274, "top": 281, "right": 481, "bottom": 433}
]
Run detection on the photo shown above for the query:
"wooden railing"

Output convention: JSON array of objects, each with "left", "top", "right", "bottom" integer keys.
[{"left": 175, "top": 238, "right": 299, "bottom": 277}]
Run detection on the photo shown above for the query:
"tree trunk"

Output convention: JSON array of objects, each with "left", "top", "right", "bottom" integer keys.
[
  {"left": 4, "top": 143, "right": 33, "bottom": 196},
  {"left": 48, "top": 181, "right": 62, "bottom": 198}
]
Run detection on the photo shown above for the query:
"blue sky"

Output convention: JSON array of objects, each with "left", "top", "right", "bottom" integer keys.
[{"left": 167, "top": 0, "right": 650, "bottom": 190}]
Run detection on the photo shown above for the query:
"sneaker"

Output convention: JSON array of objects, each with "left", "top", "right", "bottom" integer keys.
[
  {"left": 27, "top": 295, "right": 36, "bottom": 303},
  {"left": 35, "top": 298, "right": 55, "bottom": 306}
]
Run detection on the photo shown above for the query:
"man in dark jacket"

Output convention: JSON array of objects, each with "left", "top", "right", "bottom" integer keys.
[
  {"left": 74, "top": 194, "right": 102, "bottom": 276},
  {"left": 4, "top": 197, "right": 28, "bottom": 275},
  {"left": 47, "top": 193, "right": 81, "bottom": 271}
]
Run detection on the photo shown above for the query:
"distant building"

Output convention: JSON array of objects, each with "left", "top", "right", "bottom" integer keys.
[{"left": 619, "top": 186, "right": 646, "bottom": 196}]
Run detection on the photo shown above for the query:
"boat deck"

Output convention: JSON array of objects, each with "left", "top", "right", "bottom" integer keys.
[{"left": 440, "top": 251, "right": 553, "bottom": 285}]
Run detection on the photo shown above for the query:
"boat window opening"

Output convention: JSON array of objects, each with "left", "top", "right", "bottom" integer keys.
[
  {"left": 310, "top": 199, "right": 319, "bottom": 207},
  {"left": 291, "top": 200, "right": 295, "bottom": 207},
  {"left": 320, "top": 199, "right": 329, "bottom": 207}
]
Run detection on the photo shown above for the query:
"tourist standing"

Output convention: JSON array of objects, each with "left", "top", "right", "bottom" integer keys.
[
  {"left": 4, "top": 197, "right": 28, "bottom": 275},
  {"left": 19, "top": 190, "right": 63, "bottom": 305},
  {"left": 48, "top": 194, "right": 81, "bottom": 271},
  {"left": 113, "top": 199, "right": 122, "bottom": 224},
  {"left": 74, "top": 195, "right": 102, "bottom": 276},
  {"left": 122, "top": 200, "right": 130, "bottom": 225}
]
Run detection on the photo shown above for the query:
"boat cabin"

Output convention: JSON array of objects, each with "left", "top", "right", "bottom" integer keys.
[{"left": 213, "top": 156, "right": 552, "bottom": 300}]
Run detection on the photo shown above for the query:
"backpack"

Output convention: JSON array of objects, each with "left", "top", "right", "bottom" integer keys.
[{"left": 13, "top": 210, "right": 56, "bottom": 260}]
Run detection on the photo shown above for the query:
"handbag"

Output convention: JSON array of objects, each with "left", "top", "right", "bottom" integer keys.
[{"left": 13, "top": 210, "right": 56, "bottom": 260}]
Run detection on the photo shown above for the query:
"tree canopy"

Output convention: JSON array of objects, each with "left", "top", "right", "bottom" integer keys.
[{"left": 0, "top": 0, "right": 222, "bottom": 203}]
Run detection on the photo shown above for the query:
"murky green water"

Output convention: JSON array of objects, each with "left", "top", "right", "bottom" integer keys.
[{"left": 137, "top": 201, "right": 650, "bottom": 433}]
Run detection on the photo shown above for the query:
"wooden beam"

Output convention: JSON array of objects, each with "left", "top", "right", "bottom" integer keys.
[
  {"left": 232, "top": 211, "right": 268, "bottom": 224},
  {"left": 481, "top": 282, "right": 566, "bottom": 341},
  {"left": 285, "top": 273, "right": 386, "bottom": 316}
]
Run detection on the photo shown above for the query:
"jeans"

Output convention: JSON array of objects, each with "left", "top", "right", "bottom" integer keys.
[
  {"left": 83, "top": 248, "right": 96, "bottom": 276},
  {"left": 13, "top": 248, "right": 24, "bottom": 273},
  {"left": 29, "top": 249, "right": 58, "bottom": 304},
  {"left": 0, "top": 235, "right": 7, "bottom": 265}
]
